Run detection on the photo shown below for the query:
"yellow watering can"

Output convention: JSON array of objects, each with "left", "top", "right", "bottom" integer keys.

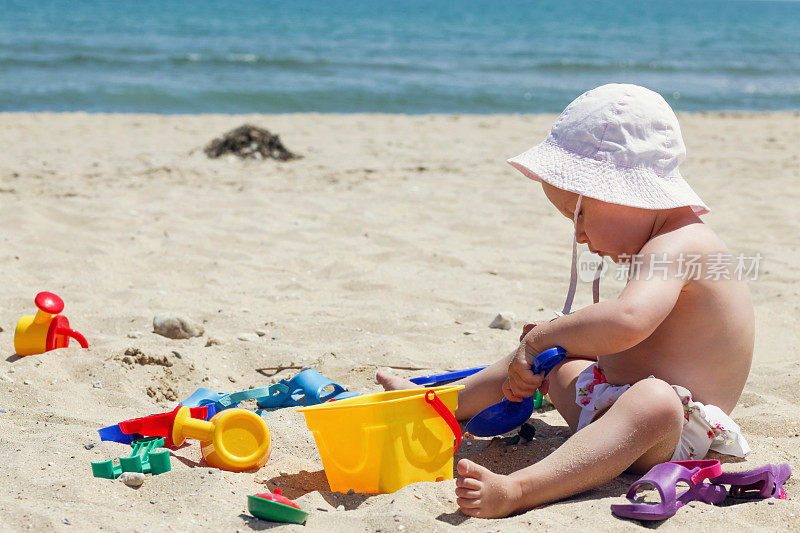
[
  {"left": 172, "top": 406, "right": 272, "bottom": 471},
  {"left": 14, "top": 292, "right": 88, "bottom": 356}
]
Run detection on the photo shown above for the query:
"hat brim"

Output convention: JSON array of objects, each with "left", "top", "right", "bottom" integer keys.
[{"left": 508, "top": 140, "right": 709, "bottom": 215}]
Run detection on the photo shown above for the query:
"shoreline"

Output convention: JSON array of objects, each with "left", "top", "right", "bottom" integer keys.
[{"left": 2, "top": 109, "right": 800, "bottom": 117}]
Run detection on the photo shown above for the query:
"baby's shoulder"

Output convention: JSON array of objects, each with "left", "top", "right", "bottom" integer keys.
[
  {"left": 638, "top": 222, "right": 744, "bottom": 284},
  {"left": 640, "top": 221, "right": 726, "bottom": 258}
]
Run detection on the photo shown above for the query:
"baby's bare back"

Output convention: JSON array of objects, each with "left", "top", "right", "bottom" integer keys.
[{"left": 598, "top": 224, "right": 754, "bottom": 413}]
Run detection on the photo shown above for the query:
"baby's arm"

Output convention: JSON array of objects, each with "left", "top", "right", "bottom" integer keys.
[{"left": 507, "top": 240, "right": 687, "bottom": 399}]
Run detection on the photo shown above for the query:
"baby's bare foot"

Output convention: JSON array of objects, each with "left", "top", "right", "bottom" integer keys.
[
  {"left": 455, "top": 459, "right": 523, "bottom": 518},
  {"left": 375, "top": 370, "right": 420, "bottom": 391}
]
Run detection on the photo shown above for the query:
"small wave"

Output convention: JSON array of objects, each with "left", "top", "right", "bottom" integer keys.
[
  {"left": 169, "top": 53, "right": 333, "bottom": 68},
  {"left": 0, "top": 50, "right": 336, "bottom": 69},
  {"left": 479, "top": 58, "right": 797, "bottom": 78},
  {"left": 168, "top": 53, "right": 445, "bottom": 72},
  {"left": 0, "top": 52, "right": 153, "bottom": 67},
  {"left": 0, "top": 53, "right": 333, "bottom": 75},
  {"left": 742, "top": 83, "right": 800, "bottom": 97},
  {"left": 227, "top": 53, "right": 258, "bottom": 63},
  {"left": 719, "top": 63, "right": 795, "bottom": 76},
  {"left": 0, "top": 49, "right": 453, "bottom": 74},
  {"left": 480, "top": 58, "right": 680, "bottom": 74}
]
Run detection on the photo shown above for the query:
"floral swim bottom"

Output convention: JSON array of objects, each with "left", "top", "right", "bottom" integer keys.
[{"left": 574, "top": 364, "right": 751, "bottom": 461}]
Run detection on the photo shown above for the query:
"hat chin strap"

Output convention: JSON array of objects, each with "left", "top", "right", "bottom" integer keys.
[{"left": 556, "top": 195, "right": 602, "bottom": 317}]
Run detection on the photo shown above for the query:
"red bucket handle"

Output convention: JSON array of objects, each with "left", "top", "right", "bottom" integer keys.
[{"left": 425, "top": 390, "right": 462, "bottom": 452}]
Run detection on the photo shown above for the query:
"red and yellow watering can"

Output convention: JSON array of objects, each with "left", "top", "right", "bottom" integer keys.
[{"left": 14, "top": 292, "right": 88, "bottom": 356}]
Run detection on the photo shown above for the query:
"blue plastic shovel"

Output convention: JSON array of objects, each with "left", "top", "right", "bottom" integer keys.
[
  {"left": 464, "top": 347, "right": 567, "bottom": 437},
  {"left": 409, "top": 365, "right": 488, "bottom": 386}
]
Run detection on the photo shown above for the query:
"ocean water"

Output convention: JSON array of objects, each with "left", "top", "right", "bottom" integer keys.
[{"left": 1, "top": 0, "right": 799, "bottom": 114}]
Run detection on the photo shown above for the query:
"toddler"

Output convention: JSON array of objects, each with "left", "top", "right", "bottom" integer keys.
[{"left": 378, "top": 84, "right": 753, "bottom": 518}]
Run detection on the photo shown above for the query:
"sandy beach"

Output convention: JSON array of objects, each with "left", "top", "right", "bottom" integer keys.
[{"left": 0, "top": 111, "right": 798, "bottom": 531}]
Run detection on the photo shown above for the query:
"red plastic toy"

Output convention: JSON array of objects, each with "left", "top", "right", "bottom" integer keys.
[
  {"left": 117, "top": 406, "right": 210, "bottom": 447},
  {"left": 253, "top": 489, "right": 301, "bottom": 509}
]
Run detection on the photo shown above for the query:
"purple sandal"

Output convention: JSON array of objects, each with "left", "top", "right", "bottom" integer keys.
[
  {"left": 611, "top": 460, "right": 728, "bottom": 521},
  {"left": 710, "top": 463, "right": 791, "bottom": 500},
  {"left": 613, "top": 460, "right": 792, "bottom": 521}
]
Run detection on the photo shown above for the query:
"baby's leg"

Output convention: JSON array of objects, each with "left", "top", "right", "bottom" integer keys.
[
  {"left": 378, "top": 350, "right": 515, "bottom": 419},
  {"left": 456, "top": 375, "right": 684, "bottom": 518},
  {"left": 544, "top": 358, "right": 595, "bottom": 431}
]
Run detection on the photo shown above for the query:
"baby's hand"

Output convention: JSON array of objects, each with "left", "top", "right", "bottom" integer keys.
[
  {"left": 519, "top": 323, "right": 536, "bottom": 342},
  {"left": 519, "top": 320, "right": 547, "bottom": 342},
  {"left": 504, "top": 325, "right": 547, "bottom": 401}
]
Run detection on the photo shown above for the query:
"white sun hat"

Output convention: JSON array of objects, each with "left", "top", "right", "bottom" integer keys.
[{"left": 508, "top": 83, "right": 709, "bottom": 215}]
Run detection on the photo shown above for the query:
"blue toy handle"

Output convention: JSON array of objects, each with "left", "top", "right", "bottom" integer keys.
[
  {"left": 409, "top": 365, "right": 488, "bottom": 386},
  {"left": 531, "top": 346, "right": 567, "bottom": 376},
  {"left": 218, "top": 387, "right": 273, "bottom": 409}
]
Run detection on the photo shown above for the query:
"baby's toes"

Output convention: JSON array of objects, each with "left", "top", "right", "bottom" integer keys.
[
  {"left": 456, "top": 496, "right": 482, "bottom": 509},
  {"left": 457, "top": 458, "right": 495, "bottom": 481},
  {"left": 457, "top": 458, "right": 483, "bottom": 477},
  {"left": 455, "top": 476, "right": 481, "bottom": 490},
  {"left": 455, "top": 486, "right": 481, "bottom": 499}
]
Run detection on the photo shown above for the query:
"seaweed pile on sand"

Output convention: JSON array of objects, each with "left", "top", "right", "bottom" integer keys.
[{"left": 204, "top": 124, "right": 299, "bottom": 160}]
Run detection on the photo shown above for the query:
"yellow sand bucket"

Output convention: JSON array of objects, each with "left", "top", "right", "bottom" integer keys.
[{"left": 297, "top": 385, "right": 464, "bottom": 494}]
